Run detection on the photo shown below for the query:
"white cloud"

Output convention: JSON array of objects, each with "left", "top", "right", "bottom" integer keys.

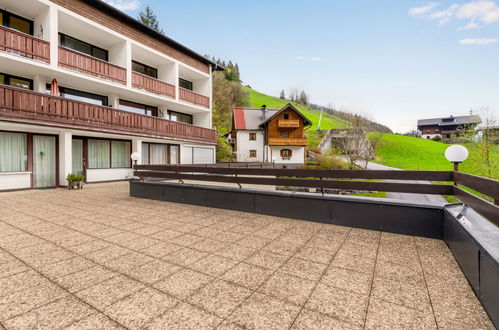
[
  {"left": 309, "top": 57, "right": 323, "bottom": 61},
  {"left": 409, "top": 2, "right": 440, "bottom": 16},
  {"left": 102, "top": 0, "right": 140, "bottom": 11},
  {"left": 295, "top": 56, "right": 305, "bottom": 60},
  {"left": 459, "top": 37, "right": 497, "bottom": 44},
  {"left": 411, "top": 0, "right": 499, "bottom": 28},
  {"left": 295, "top": 56, "right": 322, "bottom": 61}
]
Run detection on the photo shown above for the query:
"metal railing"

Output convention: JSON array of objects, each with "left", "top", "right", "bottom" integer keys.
[{"left": 134, "top": 164, "right": 499, "bottom": 225}]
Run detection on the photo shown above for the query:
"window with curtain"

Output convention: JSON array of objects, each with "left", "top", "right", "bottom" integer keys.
[
  {"left": 111, "top": 141, "right": 130, "bottom": 168},
  {"left": 150, "top": 144, "right": 167, "bottom": 165},
  {"left": 142, "top": 143, "right": 150, "bottom": 165},
  {"left": 170, "top": 145, "right": 179, "bottom": 164},
  {"left": 0, "top": 132, "right": 27, "bottom": 172},
  {"left": 88, "top": 139, "right": 110, "bottom": 168}
]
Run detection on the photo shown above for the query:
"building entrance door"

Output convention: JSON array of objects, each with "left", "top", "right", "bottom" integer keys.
[{"left": 33, "top": 135, "right": 56, "bottom": 188}]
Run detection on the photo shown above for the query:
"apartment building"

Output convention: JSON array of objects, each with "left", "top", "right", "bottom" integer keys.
[
  {"left": 417, "top": 115, "right": 481, "bottom": 139},
  {"left": 0, "top": 0, "right": 220, "bottom": 190},
  {"left": 230, "top": 104, "right": 312, "bottom": 165}
]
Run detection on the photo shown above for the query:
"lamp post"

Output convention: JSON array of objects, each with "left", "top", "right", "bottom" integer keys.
[
  {"left": 444, "top": 145, "right": 468, "bottom": 185},
  {"left": 130, "top": 152, "right": 140, "bottom": 177}
]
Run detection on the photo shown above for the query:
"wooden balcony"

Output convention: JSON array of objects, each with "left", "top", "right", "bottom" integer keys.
[
  {"left": 268, "top": 137, "right": 307, "bottom": 146},
  {"left": 277, "top": 120, "right": 300, "bottom": 128},
  {"left": 58, "top": 46, "right": 127, "bottom": 85},
  {"left": 0, "top": 25, "right": 50, "bottom": 63},
  {"left": 132, "top": 71, "right": 175, "bottom": 98},
  {"left": 179, "top": 88, "right": 210, "bottom": 108},
  {"left": 0, "top": 85, "right": 216, "bottom": 144}
]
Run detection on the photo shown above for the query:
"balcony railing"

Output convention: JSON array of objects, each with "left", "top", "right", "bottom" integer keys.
[
  {"left": 179, "top": 88, "right": 210, "bottom": 108},
  {"left": 0, "top": 85, "right": 216, "bottom": 144},
  {"left": 0, "top": 25, "right": 50, "bottom": 63},
  {"left": 268, "top": 137, "right": 307, "bottom": 146},
  {"left": 278, "top": 120, "right": 300, "bottom": 128},
  {"left": 58, "top": 46, "right": 127, "bottom": 85},
  {"left": 132, "top": 71, "right": 175, "bottom": 98}
]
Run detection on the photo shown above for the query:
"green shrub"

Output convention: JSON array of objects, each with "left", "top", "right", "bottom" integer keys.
[
  {"left": 66, "top": 173, "right": 84, "bottom": 182},
  {"left": 431, "top": 135, "right": 442, "bottom": 142}
]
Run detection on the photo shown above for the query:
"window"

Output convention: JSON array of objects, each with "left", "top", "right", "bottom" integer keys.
[
  {"left": 119, "top": 100, "right": 158, "bottom": 117},
  {"left": 88, "top": 139, "right": 131, "bottom": 169},
  {"left": 0, "top": 10, "right": 33, "bottom": 35},
  {"left": 142, "top": 143, "right": 179, "bottom": 165},
  {"left": 132, "top": 61, "right": 158, "bottom": 79},
  {"left": 168, "top": 110, "right": 193, "bottom": 124},
  {"left": 283, "top": 113, "right": 289, "bottom": 120},
  {"left": 249, "top": 150, "right": 257, "bottom": 158},
  {"left": 249, "top": 133, "right": 256, "bottom": 141},
  {"left": 281, "top": 131, "right": 289, "bottom": 138},
  {"left": 0, "top": 73, "right": 32, "bottom": 90},
  {"left": 59, "top": 34, "right": 108, "bottom": 61},
  {"left": 0, "top": 132, "right": 27, "bottom": 172},
  {"left": 179, "top": 78, "right": 193, "bottom": 91},
  {"left": 280, "top": 149, "right": 292, "bottom": 159},
  {"left": 45, "top": 85, "right": 107, "bottom": 106}
]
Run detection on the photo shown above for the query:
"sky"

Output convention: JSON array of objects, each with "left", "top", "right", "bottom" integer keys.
[{"left": 104, "top": 0, "right": 499, "bottom": 132}]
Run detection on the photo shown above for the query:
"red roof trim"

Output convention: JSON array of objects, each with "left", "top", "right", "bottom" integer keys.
[{"left": 233, "top": 107, "right": 246, "bottom": 129}]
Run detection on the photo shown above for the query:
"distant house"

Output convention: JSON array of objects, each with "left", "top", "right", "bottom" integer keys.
[
  {"left": 229, "top": 104, "right": 312, "bottom": 164},
  {"left": 417, "top": 115, "right": 481, "bottom": 139}
]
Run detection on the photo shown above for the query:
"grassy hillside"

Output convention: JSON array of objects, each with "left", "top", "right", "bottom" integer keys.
[
  {"left": 373, "top": 133, "right": 498, "bottom": 178},
  {"left": 245, "top": 87, "right": 349, "bottom": 147}
]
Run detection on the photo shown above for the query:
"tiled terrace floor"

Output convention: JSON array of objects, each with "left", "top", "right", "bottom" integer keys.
[{"left": 0, "top": 182, "right": 493, "bottom": 329}]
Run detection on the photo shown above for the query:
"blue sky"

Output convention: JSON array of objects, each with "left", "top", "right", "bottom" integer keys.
[{"left": 105, "top": 0, "right": 499, "bottom": 132}]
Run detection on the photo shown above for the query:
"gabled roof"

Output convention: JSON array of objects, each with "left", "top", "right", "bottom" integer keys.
[
  {"left": 417, "top": 115, "right": 481, "bottom": 127},
  {"left": 232, "top": 104, "right": 312, "bottom": 130}
]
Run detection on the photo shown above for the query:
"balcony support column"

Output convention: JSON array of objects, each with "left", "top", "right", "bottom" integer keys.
[
  {"left": 174, "top": 62, "right": 179, "bottom": 102},
  {"left": 59, "top": 131, "right": 72, "bottom": 186},
  {"left": 48, "top": 6, "right": 59, "bottom": 67}
]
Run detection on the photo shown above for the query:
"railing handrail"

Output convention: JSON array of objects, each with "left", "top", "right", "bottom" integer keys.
[
  {"left": 0, "top": 84, "right": 216, "bottom": 143},
  {"left": 133, "top": 164, "right": 499, "bottom": 225},
  {"left": 0, "top": 25, "right": 48, "bottom": 43},
  {"left": 58, "top": 46, "right": 126, "bottom": 71}
]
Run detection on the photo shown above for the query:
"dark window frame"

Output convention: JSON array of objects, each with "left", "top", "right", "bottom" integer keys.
[
  {"left": 0, "top": 72, "right": 33, "bottom": 90},
  {"left": 132, "top": 60, "right": 158, "bottom": 79},
  {"left": 179, "top": 78, "right": 193, "bottom": 91},
  {"left": 45, "top": 84, "right": 108, "bottom": 105},
  {"left": 0, "top": 9, "right": 34, "bottom": 35},
  {"left": 281, "top": 131, "right": 289, "bottom": 138},
  {"left": 283, "top": 113, "right": 289, "bottom": 120},
  {"left": 249, "top": 133, "right": 257, "bottom": 141},
  {"left": 119, "top": 99, "right": 158, "bottom": 117},
  {"left": 168, "top": 110, "right": 193, "bottom": 124},
  {"left": 59, "top": 33, "right": 109, "bottom": 62},
  {"left": 280, "top": 149, "right": 292, "bottom": 158},
  {"left": 142, "top": 142, "right": 180, "bottom": 165},
  {"left": 249, "top": 150, "right": 257, "bottom": 158},
  {"left": 83, "top": 136, "right": 132, "bottom": 170}
]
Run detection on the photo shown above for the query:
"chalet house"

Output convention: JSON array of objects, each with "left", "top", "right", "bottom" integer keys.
[
  {"left": 0, "top": 0, "right": 220, "bottom": 191},
  {"left": 230, "top": 104, "right": 312, "bottom": 164},
  {"left": 417, "top": 115, "right": 481, "bottom": 139}
]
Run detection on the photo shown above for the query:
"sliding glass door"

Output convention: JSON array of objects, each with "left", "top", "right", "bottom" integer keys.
[
  {"left": 72, "top": 139, "right": 84, "bottom": 176},
  {"left": 33, "top": 135, "right": 56, "bottom": 188}
]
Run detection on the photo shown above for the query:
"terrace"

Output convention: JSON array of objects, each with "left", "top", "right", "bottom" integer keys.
[{"left": 0, "top": 182, "right": 494, "bottom": 329}]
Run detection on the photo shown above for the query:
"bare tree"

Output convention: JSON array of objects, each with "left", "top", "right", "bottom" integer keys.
[
  {"left": 289, "top": 88, "right": 299, "bottom": 102},
  {"left": 334, "top": 115, "right": 373, "bottom": 169},
  {"left": 469, "top": 106, "right": 498, "bottom": 178}
]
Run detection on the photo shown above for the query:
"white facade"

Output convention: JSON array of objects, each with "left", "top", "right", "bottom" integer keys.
[
  {"left": 235, "top": 130, "right": 265, "bottom": 162},
  {"left": 421, "top": 133, "right": 442, "bottom": 140},
  {"left": 0, "top": 0, "right": 216, "bottom": 190},
  {"left": 268, "top": 146, "right": 306, "bottom": 164}
]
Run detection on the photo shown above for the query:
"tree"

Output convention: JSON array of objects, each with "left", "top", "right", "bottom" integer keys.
[
  {"left": 279, "top": 90, "right": 286, "bottom": 100},
  {"left": 289, "top": 88, "right": 299, "bottom": 102},
  {"left": 299, "top": 90, "right": 309, "bottom": 105},
  {"left": 138, "top": 6, "right": 164, "bottom": 34}
]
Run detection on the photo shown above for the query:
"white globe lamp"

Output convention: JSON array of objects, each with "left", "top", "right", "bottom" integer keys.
[
  {"left": 444, "top": 145, "right": 468, "bottom": 171},
  {"left": 130, "top": 152, "right": 140, "bottom": 167}
]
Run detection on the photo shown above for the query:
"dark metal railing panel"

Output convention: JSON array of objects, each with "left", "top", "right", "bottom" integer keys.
[
  {"left": 454, "top": 172, "right": 499, "bottom": 201},
  {"left": 454, "top": 187, "right": 499, "bottom": 226}
]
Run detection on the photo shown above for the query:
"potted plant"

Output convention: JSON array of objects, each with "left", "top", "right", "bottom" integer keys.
[
  {"left": 66, "top": 174, "right": 77, "bottom": 189},
  {"left": 75, "top": 174, "right": 84, "bottom": 189}
]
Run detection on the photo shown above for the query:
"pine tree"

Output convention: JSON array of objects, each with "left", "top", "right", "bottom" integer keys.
[
  {"left": 279, "top": 90, "right": 286, "bottom": 99},
  {"left": 138, "top": 6, "right": 164, "bottom": 34}
]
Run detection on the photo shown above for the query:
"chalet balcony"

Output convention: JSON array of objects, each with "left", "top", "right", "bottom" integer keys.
[
  {"left": 58, "top": 46, "right": 127, "bottom": 85},
  {"left": 0, "top": 25, "right": 50, "bottom": 63},
  {"left": 0, "top": 85, "right": 216, "bottom": 144},
  {"left": 132, "top": 71, "right": 175, "bottom": 98},
  {"left": 268, "top": 137, "right": 307, "bottom": 146},
  {"left": 277, "top": 119, "right": 300, "bottom": 128},
  {"left": 179, "top": 87, "right": 210, "bottom": 108}
]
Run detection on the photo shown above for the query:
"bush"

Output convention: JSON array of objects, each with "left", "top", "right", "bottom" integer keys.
[
  {"left": 315, "top": 154, "right": 343, "bottom": 169},
  {"left": 216, "top": 136, "right": 234, "bottom": 162},
  {"left": 431, "top": 135, "right": 442, "bottom": 142},
  {"left": 66, "top": 173, "right": 84, "bottom": 182}
]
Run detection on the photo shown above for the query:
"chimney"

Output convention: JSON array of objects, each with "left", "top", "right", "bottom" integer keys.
[{"left": 261, "top": 105, "right": 267, "bottom": 120}]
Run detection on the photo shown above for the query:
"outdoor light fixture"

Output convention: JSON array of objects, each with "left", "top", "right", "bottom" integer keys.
[
  {"left": 445, "top": 145, "right": 468, "bottom": 171},
  {"left": 130, "top": 152, "right": 140, "bottom": 169}
]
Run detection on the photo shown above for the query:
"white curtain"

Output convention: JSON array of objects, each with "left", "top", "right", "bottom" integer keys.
[
  {"left": 151, "top": 144, "right": 167, "bottom": 165},
  {"left": 72, "top": 139, "right": 83, "bottom": 175},
  {"left": 88, "top": 139, "right": 110, "bottom": 168},
  {"left": 111, "top": 141, "right": 130, "bottom": 168},
  {"left": 0, "top": 132, "right": 27, "bottom": 172},
  {"left": 33, "top": 135, "right": 56, "bottom": 188},
  {"left": 142, "top": 143, "right": 150, "bottom": 165},
  {"left": 170, "top": 145, "right": 179, "bottom": 164}
]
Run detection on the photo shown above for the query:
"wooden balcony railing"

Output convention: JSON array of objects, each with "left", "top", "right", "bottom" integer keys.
[
  {"left": 58, "top": 46, "right": 126, "bottom": 85},
  {"left": 268, "top": 137, "right": 307, "bottom": 146},
  {"left": 179, "top": 88, "right": 210, "bottom": 108},
  {"left": 0, "top": 25, "right": 50, "bottom": 63},
  {"left": 0, "top": 85, "right": 216, "bottom": 144},
  {"left": 278, "top": 120, "right": 300, "bottom": 128},
  {"left": 132, "top": 71, "right": 175, "bottom": 98}
]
